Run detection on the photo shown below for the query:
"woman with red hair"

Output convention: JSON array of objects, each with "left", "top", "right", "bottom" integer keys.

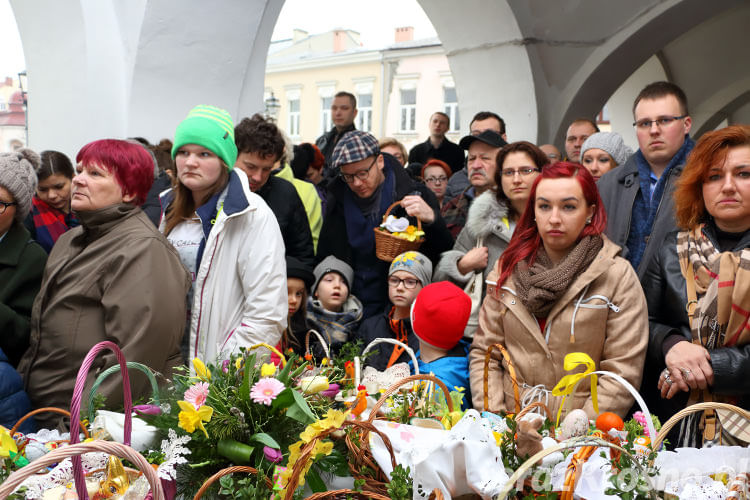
[
  {"left": 421, "top": 158, "right": 452, "bottom": 208},
  {"left": 642, "top": 125, "right": 750, "bottom": 447},
  {"left": 17, "top": 139, "right": 190, "bottom": 429},
  {"left": 469, "top": 162, "right": 648, "bottom": 419}
]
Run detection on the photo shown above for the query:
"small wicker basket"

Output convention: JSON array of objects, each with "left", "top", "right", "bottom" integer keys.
[{"left": 374, "top": 201, "right": 424, "bottom": 262}]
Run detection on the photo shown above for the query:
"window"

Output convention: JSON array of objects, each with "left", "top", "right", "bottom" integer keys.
[
  {"left": 356, "top": 93, "right": 372, "bottom": 132},
  {"left": 399, "top": 89, "right": 416, "bottom": 133},
  {"left": 597, "top": 105, "right": 611, "bottom": 125},
  {"left": 320, "top": 96, "right": 333, "bottom": 134},
  {"left": 443, "top": 87, "right": 460, "bottom": 132},
  {"left": 288, "top": 99, "right": 300, "bottom": 137}
]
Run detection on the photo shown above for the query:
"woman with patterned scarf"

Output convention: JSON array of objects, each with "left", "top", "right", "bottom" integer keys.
[
  {"left": 469, "top": 162, "right": 648, "bottom": 419},
  {"left": 23, "top": 151, "right": 79, "bottom": 253},
  {"left": 642, "top": 125, "right": 750, "bottom": 447}
]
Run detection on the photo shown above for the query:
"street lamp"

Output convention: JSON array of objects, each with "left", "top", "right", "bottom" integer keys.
[
  {"left": 17, "top": 71, "right": 28, "bottom": 144},
  {"left": 264, "top": 91, "right": 280, "bottom": 121}
]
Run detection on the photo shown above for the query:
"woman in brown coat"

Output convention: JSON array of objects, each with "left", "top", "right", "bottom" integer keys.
[
  {"left": 18, "top": 140, "right": 190, "bottom": 429},
  {"left": 469, "top": 162, "right": 648, "bottom": 419}
]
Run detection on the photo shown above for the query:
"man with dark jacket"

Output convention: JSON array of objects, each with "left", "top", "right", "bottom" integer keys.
[
  {"left": 317, "top": 131, "right": 453, "bottom": 319},
  {"left": 597, "top": 81, "right": 694, "bottom": 279},
  {"left": 408, "top": 112, "right": 465, "bottom": 173},
  {"left": 235, "top": 114, "right": 314, "bottom": 268},
  {"left": 316, "top": 91, "right": 357, "bottom": 178}
]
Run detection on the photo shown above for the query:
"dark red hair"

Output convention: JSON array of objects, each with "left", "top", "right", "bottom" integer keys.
[
  {"left": 76, "top": 139, "right": 155, "bottom": 206},
  {"left": 497, "top": 162, "right": 606, "bottom": 286},
  {"left": 421, "top": 158, "right": 452, "bottom": 179}
]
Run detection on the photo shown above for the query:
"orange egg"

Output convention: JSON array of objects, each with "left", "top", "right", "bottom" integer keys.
[{"left": 595, "top": 412, "right": 624, "bottom": 432}]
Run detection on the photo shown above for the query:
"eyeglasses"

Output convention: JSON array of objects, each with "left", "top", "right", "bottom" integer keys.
[
  {"left": 0, "top": 201, "right": 17, "bottom": 215},
  {"left": 339, "top": 157, "right": 377, "bottom": 184},
  {"left": 424, "top": 175, "right": 448, "bottom": 185},
  {"left": 501, "top": 167, "right": 539, "bottom": 178},
  {"left": 633, "top": 115, "right": 686, "bottom": 129},
  {"left": 387, "top": 276, "right": 420, "bottom": 289}
]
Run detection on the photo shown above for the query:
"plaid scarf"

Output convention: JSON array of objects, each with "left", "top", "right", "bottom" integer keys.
[
  {"left": 675, "top": 224, "right": 750, "bottom": 446},
  {"left": 30, "top": 196, "right": 78, "bottom": 253},
  {"left": 677, "top": 224, "right": 750, "bottom": 349}
]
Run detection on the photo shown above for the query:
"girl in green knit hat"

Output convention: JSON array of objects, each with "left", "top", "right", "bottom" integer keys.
[{"left": 160, "top": 104, "right": 288, "bottom": 364}]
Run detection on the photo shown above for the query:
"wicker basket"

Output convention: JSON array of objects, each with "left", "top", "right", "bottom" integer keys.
[
  {"left": 0, "top": 440, "right": 165, "bottom": 500},
  {"left": 192, "top": 465, "right": 273, "bottom": 499},
  {"left": 650, "top": 401, "right": 750, "bottom": 452},
  {"left": 374, "top": 201, "right": 424, "bottom": 262},
  {"left": 483, "top": 342, "right": 521, "bottom": 414},
  {"left": 497, "top": 435, "right": 658, "bottom": 500},
  {"left": 367, "top": 373, "right": 454, "bottom": 420},
  {"left": 305, "top": 490, "right": 391, "bottom": 500},
  {"left": 283, "top": 420, "right": 398, "bottom": 500},
  {"left": 11, "top": 407, "right": 90, "bottom": 440}
]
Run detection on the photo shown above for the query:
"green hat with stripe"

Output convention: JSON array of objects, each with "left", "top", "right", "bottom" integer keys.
[{"left": 172, "top": 105, "right": 238, "bottom": 171}]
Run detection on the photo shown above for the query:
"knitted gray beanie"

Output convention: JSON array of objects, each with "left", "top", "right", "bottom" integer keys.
[
  {"left": 580, "top": 132, "right": 633, "bottom": 166},
  {"left": 0, "top": 148, "right": 40, "bottom": 221}
]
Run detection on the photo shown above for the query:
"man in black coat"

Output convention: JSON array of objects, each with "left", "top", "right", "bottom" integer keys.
[
  {"left": 317, "top": 131, "right": 453, "bottom": 319},
  {"left": 408, "top": 111, "right": 464, "bottom": 173},
  {"left": 316, "top": 91, "right": 357, "bottom": 179},
  {"left": 234, "top": 114, "right": 314, "bottom": 268}
]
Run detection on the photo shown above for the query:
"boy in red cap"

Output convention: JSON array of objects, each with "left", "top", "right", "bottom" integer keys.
[{"left": 410, "top": 281, "right": 472, "bottom": 409}]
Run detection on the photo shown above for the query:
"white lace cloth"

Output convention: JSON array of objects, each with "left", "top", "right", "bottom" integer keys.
[{"left": 361, "top": 362, "right": 412, "bottom": 394}]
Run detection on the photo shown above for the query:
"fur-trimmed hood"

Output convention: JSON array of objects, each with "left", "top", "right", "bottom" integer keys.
[{"left": 464, "top": 191, "right": 511, "bottom": 240}]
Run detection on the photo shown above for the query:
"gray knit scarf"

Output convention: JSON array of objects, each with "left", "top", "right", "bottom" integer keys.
[{"left": 513, "top": 235, "right": 603, "bottom": 317}]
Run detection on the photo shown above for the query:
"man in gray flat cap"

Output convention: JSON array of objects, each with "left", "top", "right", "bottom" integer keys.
[{"left": 316, "top": 130, "right": 453, "bottom": 319}]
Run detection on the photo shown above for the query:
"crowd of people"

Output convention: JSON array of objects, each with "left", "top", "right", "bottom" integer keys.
[{"left": 0, "top": 80, "right": 748, "bottom": 447}]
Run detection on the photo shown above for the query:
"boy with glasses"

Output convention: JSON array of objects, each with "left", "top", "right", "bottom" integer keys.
[
  {"left": 597, "top": 81, "right": 694, "bottom": 277},
  {"left": 355, "top": 251, "right": 431, "bottom": 371}
]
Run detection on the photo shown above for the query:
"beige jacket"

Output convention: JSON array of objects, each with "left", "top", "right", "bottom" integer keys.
[{"left": 469, "top": 237, "right": 648, "bottom": 419}]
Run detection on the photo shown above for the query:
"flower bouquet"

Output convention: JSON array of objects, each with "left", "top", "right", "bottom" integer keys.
[
  {"left": 142, "top": 344, "right": 346, "bottom": 498},
  {"left": 374, "top": 201, "right": 424, "bottom": 261}
]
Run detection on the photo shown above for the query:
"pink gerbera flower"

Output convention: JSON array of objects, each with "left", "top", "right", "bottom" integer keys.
[
  {"left": 184, "top": 382, "right": 210, "bottom": 409},
  {"left": 250, "top": 378, "right": 285, "bottom": 405}
]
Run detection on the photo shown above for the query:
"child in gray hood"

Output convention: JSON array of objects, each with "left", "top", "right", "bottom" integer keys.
[{"left": 307, "top": 256, "right": 363, "bottom": 353}]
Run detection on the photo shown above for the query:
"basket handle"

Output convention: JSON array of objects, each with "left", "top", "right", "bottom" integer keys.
[
  {"left": 305, "top": 490, "right": 392, "bottom": 500},
  {"left": 88, "top": 361, "right": 161, "bottom": 421},
  {"left": 381, "top": 200, "right": 423, "bottom": 232},
  {"left": 70, "top": 341, "right": 133, "bottom": 500},
  {"left": 357, "top": 337, "right": 420, "bottom": 387},
  {"left": 10, "top": 407, "right": 90, "bottom": 439},
  {"left": 247, "top": 342, "right": 287, "bottom": 367},
  {"left": 515, "top": 401, "right": 553, "bottom": 423},
  {"left": 192, "top": 465, "right": 273, "bottom": 499},
  {"left": 305, "top": 329, "right": 332, "bottom": 361},
  {"left": 367, "top": 373, "right": 453, "bottom": 422},
  {"left": 650, "top": 401, "right": 750, "bottom": 453},
  {"left": 483, "top": 343, "right": 520, "bottom": 414},
  {"left": 496, "top": 435, "right": 658, "bottom": 500},
  {"left": 562, "top": 369, "right": 656, "bottom": 440},
  {"left": 0, "top": 440, "right": 165, "bottom": 500},
  {"left": 284, "top": 420, "right": 397, "bottom": 500}
]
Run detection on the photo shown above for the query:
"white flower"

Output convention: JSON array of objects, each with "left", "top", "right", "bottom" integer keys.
[
  {"left": 157, "top": 428, "right": 192, "bottom": 480},
  {"left": 381, "top": 215, "right": 409, "bottom": 233}
]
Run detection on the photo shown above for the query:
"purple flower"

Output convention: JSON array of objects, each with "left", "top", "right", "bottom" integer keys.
[
  {"left": 263, "top": 446, "right": 283, "bottom": 463},
  {"left": 133, "top": 404, "right": 162, "bottom": 416},
  {"left": 320, "top": 383, "right": 341, "bottom": 398},
  {"left": 222, "top": 359, "right": 230, "bottom": 373}
]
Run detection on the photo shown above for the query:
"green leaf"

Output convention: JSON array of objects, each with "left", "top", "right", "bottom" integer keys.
[
  {"left": 271, "top": 387, "right": 294, "bottom": 410},
  {"left": 286, "top": 390, "right": 316, "bottom": 424},
  {"left": 239, "top": 353, "right": 255, "bottom": 401},
  {"left": 307, "top": 466, "right": 326, "bottom": 493},
  {"left": 275, "top": 355, "right": 294, "bottom": 384},
  {"left": 250, "top": 432, "right": 280, "bottom": 449}
]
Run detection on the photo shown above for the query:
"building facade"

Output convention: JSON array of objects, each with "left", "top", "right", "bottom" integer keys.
[{"left": 264, "top": 27, "right": 461, "bottom": 151}]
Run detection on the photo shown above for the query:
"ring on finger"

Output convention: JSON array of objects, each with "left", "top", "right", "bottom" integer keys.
[
  {"left": 681, "top": 367, "right": 692, "bottom": 379},
  {"left": 661, "top": 368, "right": 670, "bottom": 379},
  {"left": 664, "top": 374, "right": 673, "bottom": 385}
]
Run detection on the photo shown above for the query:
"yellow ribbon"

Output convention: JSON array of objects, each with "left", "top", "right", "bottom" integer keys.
[{"left": 551, "top": 352, "right": 599, "bottom": 426}]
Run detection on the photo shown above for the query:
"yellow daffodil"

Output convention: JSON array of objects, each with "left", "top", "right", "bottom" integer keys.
[
  {"left": 0, "top": 426, "right": 17, "bottom": 458},
  {"left": 177, "top": 400, "right": 213, "bottom": 438},
  {"left": 440, "top": 411, "right": 464, "bottom": 431},
  {"left": 280, "top": 440, "right": 334, "bottom": 495},
  {"left": 260, "top": 362, "right": 277, "bottom": 377},
  {"left": 493, "top": 431, "right": 503, "bottom": 447},
  {"left": 193, "top": 358, "right": 211, "bottom": 381},
  {"left": 298, "top": 375, "right": 329, "bottom": 395}
]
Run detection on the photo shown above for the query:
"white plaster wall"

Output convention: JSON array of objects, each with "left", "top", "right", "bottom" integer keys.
[
  {"left": 730, "top": 100, "right": 750, "bottom": 126},
  {"left": 603, "top": 56, "right": 668, "bottom": 152}
]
